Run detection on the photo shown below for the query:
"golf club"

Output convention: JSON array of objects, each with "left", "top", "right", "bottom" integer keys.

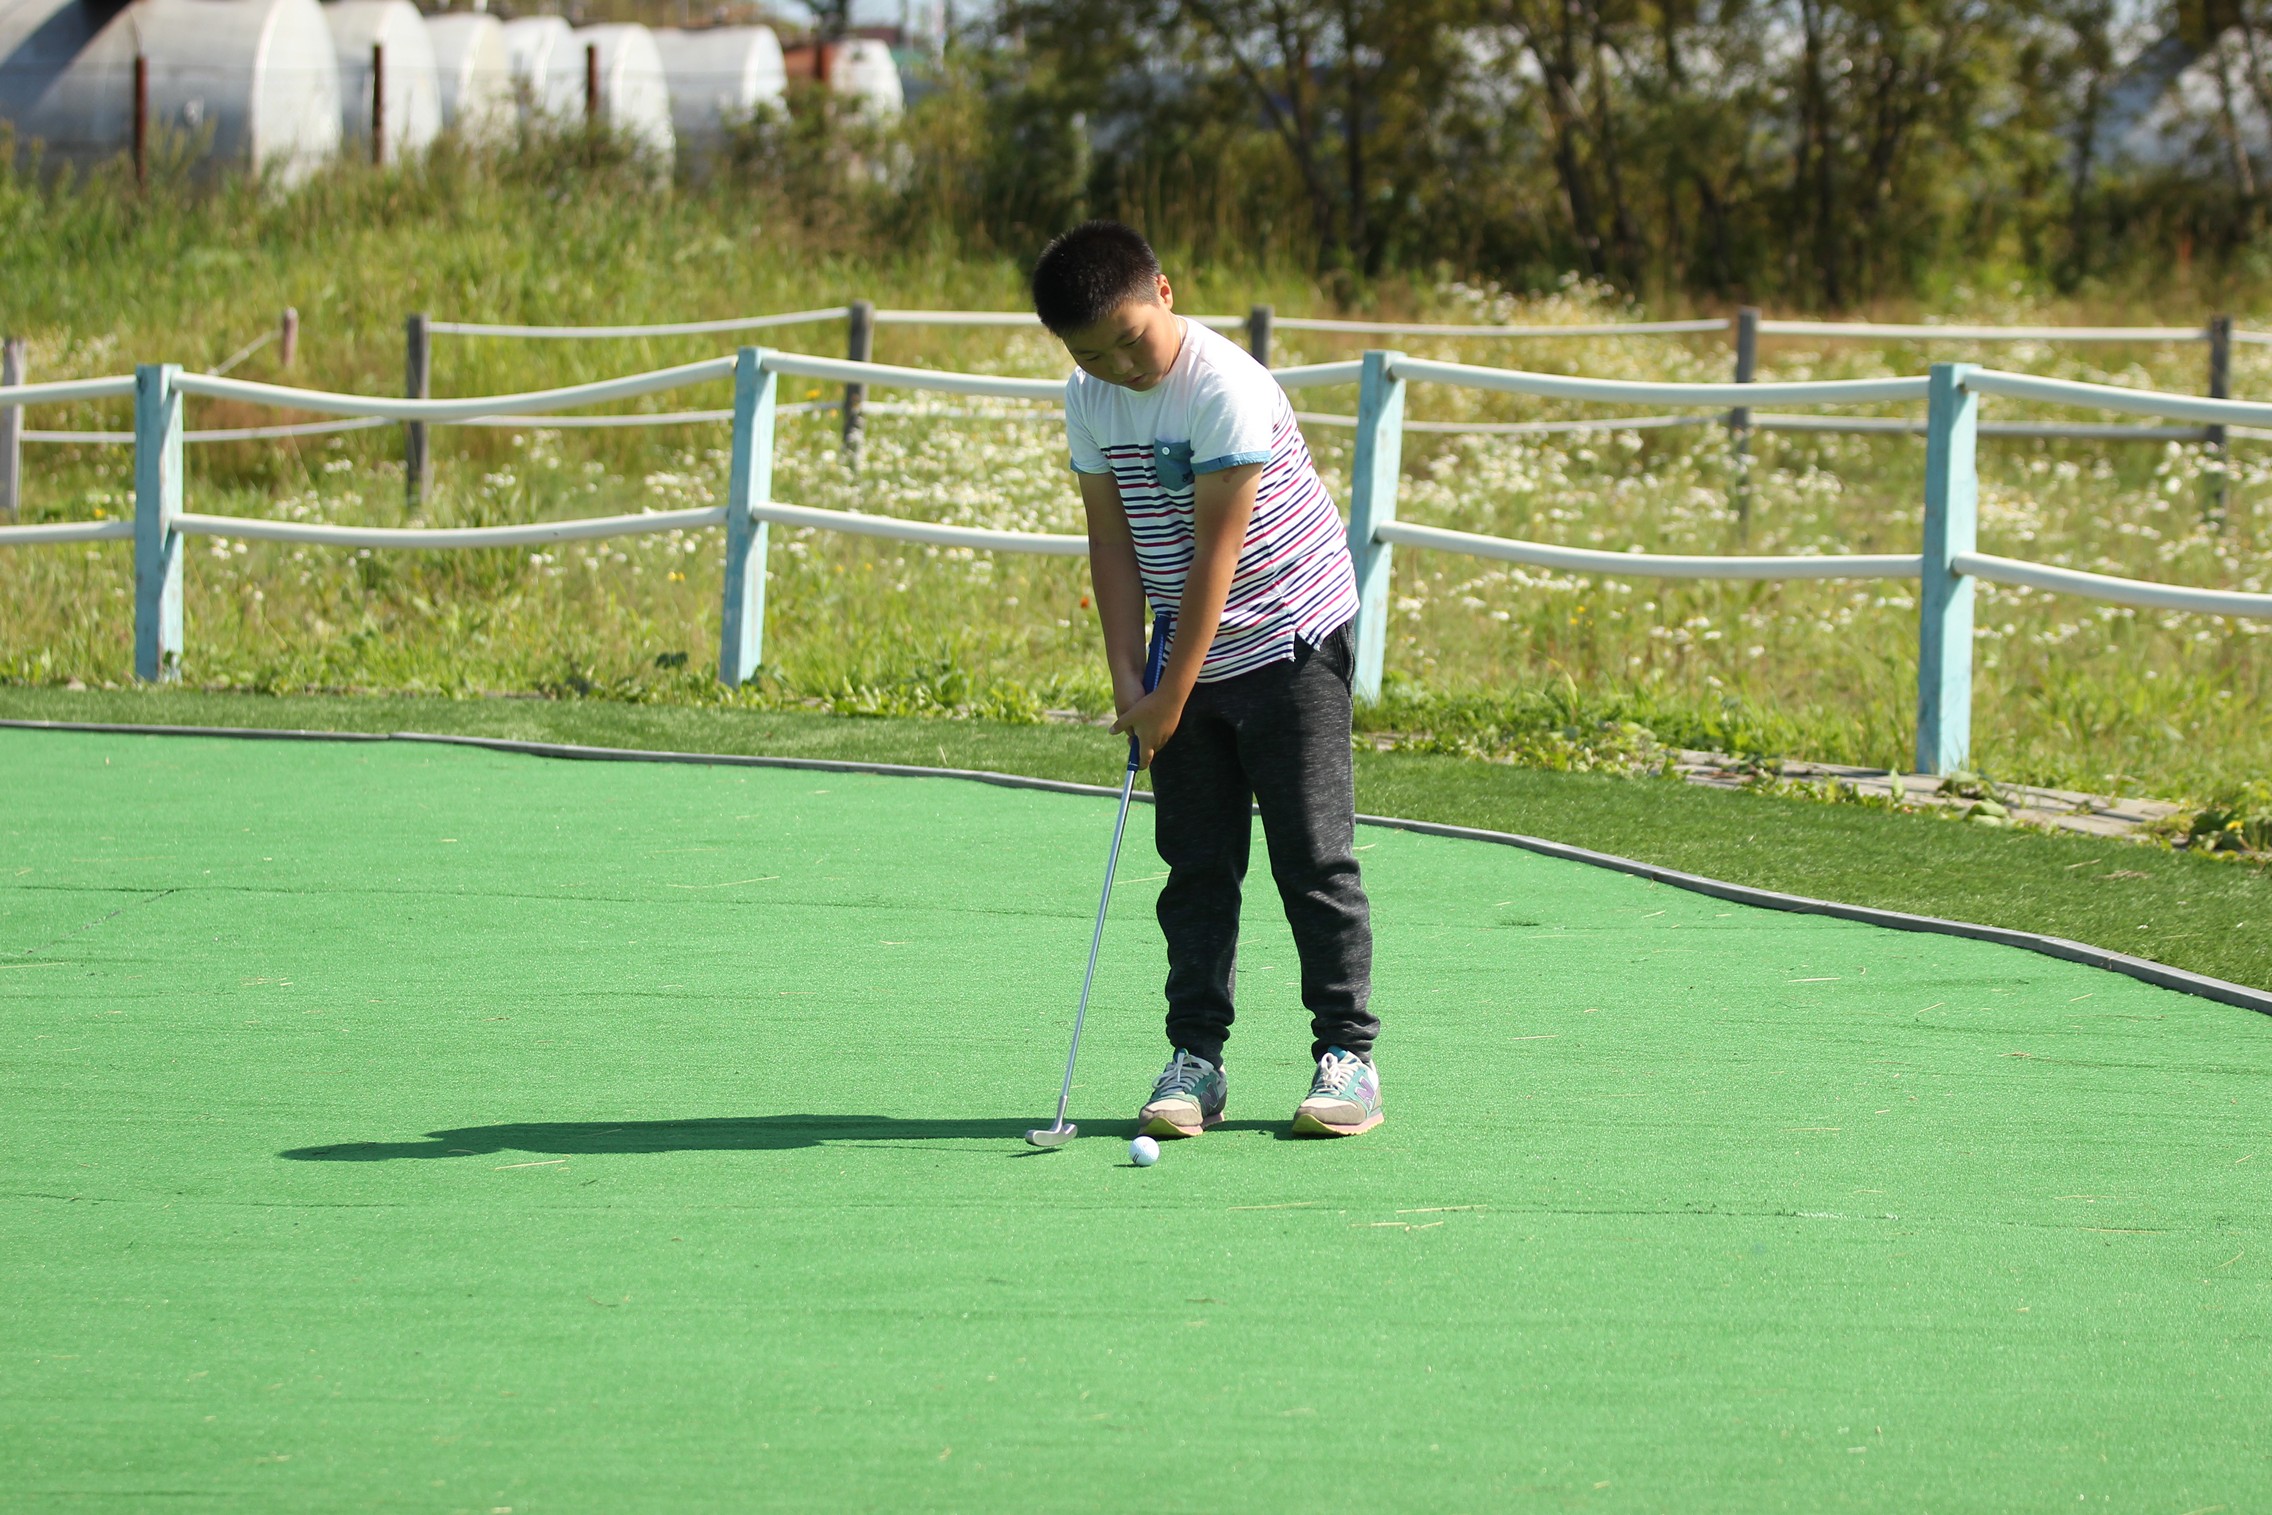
[{"left": 1026, "top": 608, "right": 1173, "bottom": 1148}]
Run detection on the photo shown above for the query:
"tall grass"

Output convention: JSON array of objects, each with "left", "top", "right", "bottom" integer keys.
[{"left": 2, "top": 150, "right": 2268, "bottom": 803}]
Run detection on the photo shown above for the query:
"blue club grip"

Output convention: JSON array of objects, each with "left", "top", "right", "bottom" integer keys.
[{"left": 1130, "top": 609, "right": 1172, "bottom": 768}]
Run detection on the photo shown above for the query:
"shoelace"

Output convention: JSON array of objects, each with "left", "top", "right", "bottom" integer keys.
[
  {"left": 1153, "top": 1052, "right": 1207, "bottom": 1097},
  {"left": 1313, "top": 1052, "right": 1362, "bottom": 1098}
]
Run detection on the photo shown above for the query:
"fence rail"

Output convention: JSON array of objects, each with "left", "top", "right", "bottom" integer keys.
[
  {"left": 0, "top": 344, "right": 2264, "bottom": 783},
  {"left": 1950, "top": 551, "right": 2272, "bottom": 619},
  {"left": 1745, "top": 413, "right": 2210, "bottom": 442},
  {"left": 173, "top": 359, "right": 739, "bottom": 422},
  {"left": 1298, "top": 410, "right": 1719, "bottom": 435},
  {"left": 759, "top": 351, "right": 1065, "bottom": 402},
  {"left": 171, "top": 506, "right": 730, "bottom": 551},
  {"left": 871, "top": 309, "right": 1250, "bottom": 331},
  {"left": 748, "top": 499, "right": 1088, "bottom": 556},
  {"left": 18, "top": 403, "right": 861, "bottom": 446},
  {"left": 2, "top": 376, "right": 138, "bottom": 406},
  {"left": 29, "top": 417, "right": 394, "bottom": 444},
  {"left": 428, "top": 308, "right": 855, "bottom": 339},
  {"left": 1756, "top": 320, "right": 2210, "bottom": 342},
  {"left": 0, "top": 518, "right": 133, "bottom": 544},
  {"left": 1372, "top": 520, "right": 1922, "bottom": 580},
  {"left": 1385, "top": 357, "right": 1931, "bottom": 407},
  {"left": 1963, "top": 370, "right": 2272, "bottom": 428},
  {"left": 1270, "top": 316, "right": 1730, "bottom": 338}
]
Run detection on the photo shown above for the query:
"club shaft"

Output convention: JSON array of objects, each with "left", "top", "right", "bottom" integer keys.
[{"left": 1048, "top": 760, "right": 1140, "bottom": 1130}]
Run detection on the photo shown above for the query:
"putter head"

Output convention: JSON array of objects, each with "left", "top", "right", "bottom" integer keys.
[{"left": 1024, "top": 1123, "right": 1077, "bottom": 1149}]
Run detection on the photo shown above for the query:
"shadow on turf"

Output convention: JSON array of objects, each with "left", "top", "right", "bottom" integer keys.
[
  {"left": 282, "top": 1116, "right": 1032, "bottom": 1159},
  {"left": 279, "top": 1114, "right": 1287, "bottom": 1161}
]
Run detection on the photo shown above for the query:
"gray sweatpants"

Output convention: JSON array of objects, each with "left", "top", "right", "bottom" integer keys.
[{"left": 1148, "top": 621, "right": 1376, "bottom": 1066}]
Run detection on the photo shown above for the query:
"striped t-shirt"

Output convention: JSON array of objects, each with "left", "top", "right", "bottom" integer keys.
[{"left": 1066, "top": 319, "right": 1359, "bottom": 682}]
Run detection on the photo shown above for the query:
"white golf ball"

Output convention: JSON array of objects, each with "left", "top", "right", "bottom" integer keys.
[{"left": 1129, "top": 1136, "right": 1160, "bottom": 1167}]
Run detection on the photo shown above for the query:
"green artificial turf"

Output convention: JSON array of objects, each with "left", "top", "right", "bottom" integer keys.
[
  {"left": 4, "top": 685, "right": 2270, "bottom": 992},
  {"left": 3, "top": 726, "right": 2269, "bottom": 1511}
]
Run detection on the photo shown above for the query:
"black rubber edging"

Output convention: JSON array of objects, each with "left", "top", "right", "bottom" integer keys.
[{"left": 8, "top": 716, "right": 2270, "bottom": 1020}]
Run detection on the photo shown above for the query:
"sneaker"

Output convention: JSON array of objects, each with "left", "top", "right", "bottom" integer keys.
[
  {"left": 1291, "top": 1047, "right": 1383, "bottom": 1136},
  {"left": 1137, "top": 1050, "right": 1226, "bottom": 1139}
]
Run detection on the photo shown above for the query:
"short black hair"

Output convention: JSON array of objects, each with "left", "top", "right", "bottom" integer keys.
[{"left": 1031, "top": 221, "right": 1162, "bottom": 334}]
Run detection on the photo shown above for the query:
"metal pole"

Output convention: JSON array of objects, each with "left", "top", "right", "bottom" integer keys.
[
  {"left": 1730, "top": 305, "right": 1758, "bottom": 532},
  {"left": 371, "top": 43, "right": 386, "bottom": 166},
  {"left": 1247, "top": 304, "right": 1274, "bottom": 367},
  {"left": 0, "top": 339, "right": 24, "bottom": 525},
  {"left": 586, "top": 43, "right": 601, "bottom": 124},
  {"left": 720, "top": 347, "right": 778, "bottom": 686},
  {"left": 841, "top": 298, "right": 873, "bottom": 463},
  {"left": 132, "top": 55, "right": 148, "bottom": 188},
  {"left": 404, "top": 312, "right": 430, "bottom": 509},
  {"left": 1916, "top": 362, "right": 1979, "bottom": 777},
  {"left": 278, "top": 307, "right": 299, "bottom": 368},
  {"left": 2207, "top": 313, "right": 2232, "bottom": 522},
  {"left": 1345, "top": 349, "right": 1406, "bottom": 705}
]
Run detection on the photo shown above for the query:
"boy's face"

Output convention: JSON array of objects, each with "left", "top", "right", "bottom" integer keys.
[{"left": 1058, "top": 274, "right": 1182, "bottom": 392}]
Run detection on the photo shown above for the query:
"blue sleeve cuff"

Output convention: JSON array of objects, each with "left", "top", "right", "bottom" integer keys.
[
  {"left": 1069, "top": 462, "right": 1113, "bottom": 475},
  {"left": 1194, "top": 449, "right": 1271, "bottom": 474}
]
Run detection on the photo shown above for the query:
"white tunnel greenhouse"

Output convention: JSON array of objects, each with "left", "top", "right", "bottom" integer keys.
[
  {"left": 651, "top": 24, "right": 782, "bottom": 165},
  {"left": 498, "top": 18, "right": 672, "bottom": 162},
  {"left": 497, "top": 14, "right": 577, "bottom": 121},
  {"left": 0, "top": 0, "right": 341, "bottom": 182},
  {"left": 422, "top": 10, "right": 509, "bottom": 137},
  {"left": 569, "top": 24, "right": 672, "bottom": 164},
  {"left": 321, "top": 0, "right": 438, "bottom": 161},
  {"left": 2, "top": 2, "right": 909, "bottom": 181},
  {"left": 830, "top": 37, "right": 900, "bottom": 118}
]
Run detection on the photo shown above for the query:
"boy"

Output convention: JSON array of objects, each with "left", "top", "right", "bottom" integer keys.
[{"left": 1030, "top": 220, "right": 1381, "bottom": 1139}]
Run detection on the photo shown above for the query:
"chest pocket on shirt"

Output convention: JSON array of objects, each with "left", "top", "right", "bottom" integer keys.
[{"left": 1152, "top": 439, "right": 1195, "bottom": 493}]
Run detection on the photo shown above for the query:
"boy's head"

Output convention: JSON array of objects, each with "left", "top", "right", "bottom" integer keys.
[{"left": 1032, "top": 220, "right": 1182, "bottom": 392}]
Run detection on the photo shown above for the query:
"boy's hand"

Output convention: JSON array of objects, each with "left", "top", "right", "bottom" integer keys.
[
  {"left": 1111, "top": 687, "right": 1184, "bottom": 769},
  {"left": 1109, "top": 663, "right": 1150, "bottom": 720}
]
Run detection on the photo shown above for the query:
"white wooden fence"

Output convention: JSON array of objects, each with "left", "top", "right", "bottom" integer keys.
[
  {"left": 4, "top": 305, "right": 2259, "bottom": 519},
  {"left": 1, "top": 342, "right": 2267, "bottom": 776}
]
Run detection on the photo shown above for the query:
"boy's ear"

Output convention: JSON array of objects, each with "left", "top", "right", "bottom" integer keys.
[{"left": 1156, "top": 274, "right": 1174, "bottom": 309}]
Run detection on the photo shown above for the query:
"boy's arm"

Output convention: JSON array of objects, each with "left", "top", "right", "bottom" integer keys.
[
  {"left": 1077, "top": 470, "right": 1150, "bottom": 716},
  {"left": 1112, "top": 462, "right": 1261, "bottom": 767}
]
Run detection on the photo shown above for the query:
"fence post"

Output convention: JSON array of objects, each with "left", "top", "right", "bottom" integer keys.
[
  {"left": 719, "top": 346, "right": 777, "bottom": 686},
  {"left": 132, "top": 54, "right": 148, "bottom": 189},
  {"left": 842, "top": 298, "right": 873, "bottom": 463},
  {"left": 1730, "top": 305, "right": 1758, "bottom": 531},
  {"left": 1346, "top": 349, "right": 1405, "bottom": 704},
  {"left": 2207, "top": 313, "right": 2232, "bottom": 522},
  {"left": 0, "top": 338, "right": 24, "bottom": 524},
  {"left": 371, "top": 43, "right": 386, "bottom": 166},
  {"left": 1915, "top": 361, "right": 1978, "bottom": 777},
  {"left": 1247, "top": 304, "right": 1273, "bottom": 367},
  {"left": 585, "top": 42, "right": 601, "bottom": 123},
  {"left": 404, "top": 312, "right": 430, "bottom": 509},
  {"left": 133, "top": 362, "right": 184, "bottom": 683},
  {"left": 278, "top": 307, "right": 299, "bottom": 368}
]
